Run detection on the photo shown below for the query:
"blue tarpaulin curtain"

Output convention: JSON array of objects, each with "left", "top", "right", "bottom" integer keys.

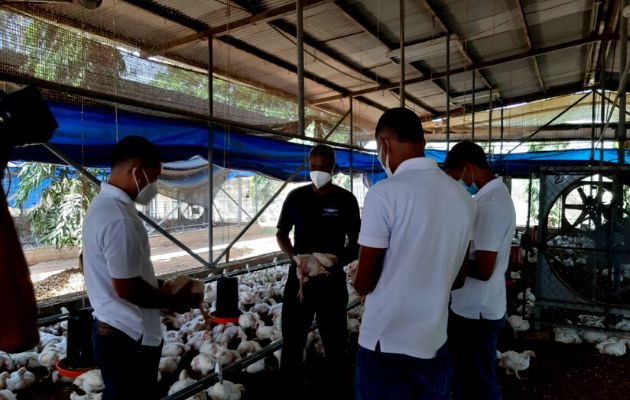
[{"left": 8, "top": 102, "right": 628, "bottom": 185}]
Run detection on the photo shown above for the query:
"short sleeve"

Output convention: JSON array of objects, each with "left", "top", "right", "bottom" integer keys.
[
  {"left": 277, "top": 190, "right": 296, "bottom": 233},
  {"left": 472, "top": 201, "right": 507, "bottom": 253},
  {"left": 358, "top": 189, "right": 391, "bottom": 249},
  {"left": 101, "top": 218, "right": 144, "bottom": 279}
]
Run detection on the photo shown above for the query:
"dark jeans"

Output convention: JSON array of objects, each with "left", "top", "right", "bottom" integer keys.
[
  {"left": 280, "top": 266, "right": 348, "bottom": 397},
  {"left": 448, "top": 311, "right": 504, "bottom": 400},
  {"left": 355, "top": 342, "right": 452, "bottom": 400},
  {"left": 92, "top": 318, "right": 162, "bottom": 400}
]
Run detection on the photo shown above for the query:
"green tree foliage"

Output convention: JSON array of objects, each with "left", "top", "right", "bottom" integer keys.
[
  {"left": 13, "top": 164, "right": 102, "bottom": 248},
  {"left": 19, "top": 15, "right": 125, "bottom": 86}
]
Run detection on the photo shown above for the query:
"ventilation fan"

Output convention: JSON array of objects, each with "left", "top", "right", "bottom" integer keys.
[{"left": 536, "top": 166, "right": 630, "bottom": 314}]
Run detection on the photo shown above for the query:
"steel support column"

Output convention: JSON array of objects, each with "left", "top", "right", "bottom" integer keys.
[
  {"left": 207, "top": 38, "right": 214, "bottom": 266},
  {"left": 297, "top": 0, "right": 305, "bottom": 136},
  {"left": 399, "top": 0, "right": 405, "bottom": 107}
]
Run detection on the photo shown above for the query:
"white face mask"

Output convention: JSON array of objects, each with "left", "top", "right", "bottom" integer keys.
[
  {"left": 377, "top": 139, "right": 393, "bottom": 178},
  {"left": 133, "top": 168, "right": 159, "bottom": 205},
  {"left": 310, "top": 170, "right": 332, "bottom": 189}
]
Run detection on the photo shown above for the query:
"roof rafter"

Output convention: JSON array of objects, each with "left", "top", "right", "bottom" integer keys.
[
  {"left": 310, "top": 34, "right": 610, "bottom": 105},
  {"left": 121, "top": 0, "right": 389, "bottom": 114},
  {"left": 418, "top": 0, "right": 500, "bottom": 100},
  {"left": 515, "top": 0, "right": 546, "bottom": 94},
  {"left": 152, "top": 0, "right": 331, "bottom": 54},
  {"left": 332, "top": 0, "right": 462, "bottom": 112},
  {"left": 228, "top": 0, "right": 439, "bottom": 115}
]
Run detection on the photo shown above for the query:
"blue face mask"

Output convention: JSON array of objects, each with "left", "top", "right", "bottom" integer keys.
[{"left": 460, "top": 180, "right": 479, "bottom": 196}]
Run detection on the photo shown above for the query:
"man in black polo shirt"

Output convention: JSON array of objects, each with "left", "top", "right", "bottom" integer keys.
[{"left": 277, "top": 144, "right": 360, "bottom": 397}]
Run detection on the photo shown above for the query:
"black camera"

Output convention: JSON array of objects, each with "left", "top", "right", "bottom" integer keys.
[{"left": 0, "top": 85, "right": 58, "bottom": 180}]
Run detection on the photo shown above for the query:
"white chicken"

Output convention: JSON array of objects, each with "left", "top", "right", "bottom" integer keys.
[
  {"left": 207, "top": 380, "right": 245, "bottom": 400},
  {"left": 582, "top": 330, "right": 608, "bottom": 344},
  {"left": 3, "top": 368, "right": 36, "bottom": 391},
  {"left": 213, "top": 348, "right": 241, "bottom": 367},
  {"left": 238, "top": 312, "right": 259, "bottom": 331},
  {"left": 517, "top": 288, "right": 536, "bottom": 303},
  {"left": 39, "top": 340, "right": 67, "bottom": 370},
  {"left": 294, "top": 253, "right": 337, "bottom": 300},
  {"left": 615, "top": 319, "right": 630, "bottom": 331},
  {"left": 510, "top": 271, "right": 522, "bottom": 280},
  {"left": 168, "top": 370, "right": 206, "bottom": 400},
  {"left": 578, "top": 314, "right": 605, "bottom": 328},
  {"left": 507, "top": 315, "right": 530, "bottom": 337},
  {"left": 347, "top": 318, "right": 361, "bottom": 334},
  {"left": 69, "top": 392, "right": 103, "bottom": 400},
  {"left": 237, "top": 341, "right": 262, "bottom": 356},
  {"left": 0, "top": 353, "right": 13, "bottom": 372},
  {"left": 497, "top": 350, "right": 535, "bottom": 379},
  {"left": 0, "top": 390, "right": 16, "bottom": 400},
  {"left": 596, "top": 338, "right": 629, "bottom": 356},
  {"left": 191, "top": 353, "right": 215, "bottom": 376},
  {"left": 10, "top": 352, "right": 41, "bottom": 369},
  {"left": 255, "top": 321, "right": 280, "bottom": 342},
  {"left": 162, "top": 342, "right": 191, "bottom": 358},
  {"left": 74, "top": 369, "right": 104, "bottom": 393},
  {"left": 159, "top": 356, "right": 181, "bottom": 375},
  {"left": 554, "top": 327, "right": 582, "bottom": 344},
  {"left": 245, "top": 358, "right": 265, "bottom": 374},
  {"left": 516, "top": 301, "right": 535, "bottom": 319}
]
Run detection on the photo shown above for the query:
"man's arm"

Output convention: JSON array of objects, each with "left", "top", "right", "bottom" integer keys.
[
  {"left": 276, "top": 229, "right": 297, "bottom": 260},
  {"left": 466, "top": 250, "right": 498, "bottom": 281},
  {"left": 113, "top": 277, "right": 199, "bottom": 313},
  {"left": 452, "top": 243, "right": 470, "bottom": 289},
  {"left": 342, "top": 195, "right": 361, "bottom": 266},
  {"left": 353, "top": 246, "right": 386, "bottom": 296}
]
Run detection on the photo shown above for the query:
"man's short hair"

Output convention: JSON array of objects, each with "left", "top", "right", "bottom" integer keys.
[
  {"left": 309, "top": 144, "right": 336, "bottom": 166},
  {"left": 375, "top": 107, "right": 425, "bottom": 143},
  {"left": 444, "top": 141, "right": 490, "bottom": 170},
  {"left": 110, "top": 135, "right": 162, "bottom": 169}
]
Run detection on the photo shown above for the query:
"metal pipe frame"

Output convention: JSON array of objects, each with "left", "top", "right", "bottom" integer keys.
[
  {"left": 472, "top": 71, "right": 476, "bottom": 141},
  {"left": 297, "top": 0, "right": 305, "bottom": 137},
  {"left": 43, "top": 142, "right": 212, "bottom": 268},
  {"left": 220, "top": 187, "right": 253, "bottom": 221},
  {"left": 399, "top": 0, "right": 405, "bottom": 108},
  {"left": 618, "top": 1, "right": 627, "bottom": 166},
  {"left": 446, "top": 33, "right": 451, "bottom": 149},
  {"left": 497, "top": 91, "right": 592, "bottom": 160},
  {"left": 208, "top": 37, "right": 215, "bottom": 269},
  {"left": 211, "top": 109, "right": 351, "bottom": 265},
  {"left": 349, "top": 98, "right": 354, "bottom": 193}
]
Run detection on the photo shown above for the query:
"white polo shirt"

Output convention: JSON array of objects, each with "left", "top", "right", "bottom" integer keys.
[
  {"left": 451, "top": 177, "right": 516, "bottom": 321},
  {"left": 358, "top": 157, "right": 475, "bottom": 359},
  {"left": 82, "top": 182, "right": 162, "bottom": 346}
]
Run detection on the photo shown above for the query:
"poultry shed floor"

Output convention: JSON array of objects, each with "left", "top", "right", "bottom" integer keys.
[{"left": 15, "top": 331, "right": 630, "bottom": 400}]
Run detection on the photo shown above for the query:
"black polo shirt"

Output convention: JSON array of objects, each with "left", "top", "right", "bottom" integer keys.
[{"left": 277, "top": 183, "right": 360, "bottom": 267}]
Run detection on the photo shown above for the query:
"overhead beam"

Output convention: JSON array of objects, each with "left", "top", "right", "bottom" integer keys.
[
  {"left": 229, "top": 0, "right": 439, "bottom": 114},
  {"left": 311, "top": 34, "right": 609, "bottom": 105},
  {"left": 124, "top": 0, "right": 388, "bottom": 114},
  {"left": 153, "top": 0, "right": 331, "bottom": 54},
  {"left": 418, "top": 0, "right": 499, "bottom": 98},
  {"left": 333, "top": 0, "right": 459, "bottom": 110},
  {"left": 596, "top": 0, "right": 622, "bottom": 86},
  {"left": 516, "top": 0, "right": 546, "bottom": 94}
]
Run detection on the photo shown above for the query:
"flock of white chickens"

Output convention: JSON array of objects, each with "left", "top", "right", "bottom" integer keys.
[{"left": 0, "top": 262, "right": 365, "bottom": 400}]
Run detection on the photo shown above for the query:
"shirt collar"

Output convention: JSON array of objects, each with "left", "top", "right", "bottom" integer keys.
[
  {"left": 101, "top": 182, "right": 135, "bottom": 207},
  {"left": 394, "top": 157, "right": 438, "bottom": 176},
  {"left": 475, "top": 176, "right": 504, "bottom": 199}
]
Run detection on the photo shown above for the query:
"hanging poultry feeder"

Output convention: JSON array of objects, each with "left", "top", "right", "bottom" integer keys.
[
  {"left": 209, "top": 276, "right": 241, "bottom": 325},
  {"left": 56, "top": 309, "right": 96, "bottom": 378}
]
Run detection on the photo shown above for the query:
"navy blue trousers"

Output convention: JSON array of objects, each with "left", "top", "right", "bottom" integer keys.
[
  {"left": 92, "top": 318, "right": 162, "bottom": 400},
  {"left": 448, "top": 311, "right": 504, "bottom": 400},
  {"left": 355, "top": 342, "right": 452, "bottom": 400}
]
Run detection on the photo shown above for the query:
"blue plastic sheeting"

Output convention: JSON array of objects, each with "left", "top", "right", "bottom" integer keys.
[
  {"left": 7, "top": 102, "right": 628, "bottom": 185},
  {"left": 9, "top": 102, "right": 383, "bottom": 182}
]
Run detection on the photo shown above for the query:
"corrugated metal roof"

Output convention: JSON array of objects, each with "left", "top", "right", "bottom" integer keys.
[{"left": 0, "top": 0, "right": 618, "bottom": 142}]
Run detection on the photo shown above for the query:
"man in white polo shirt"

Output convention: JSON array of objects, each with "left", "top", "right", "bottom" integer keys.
[
  {"left": 83, "top": 136, "right": 199, "bottom": 400},
  {"left": 353, "top": 108, "right": 475, "bottom": 399},
  {"left": 444, "top": 141, "right": 516, "bottom": 400}
]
